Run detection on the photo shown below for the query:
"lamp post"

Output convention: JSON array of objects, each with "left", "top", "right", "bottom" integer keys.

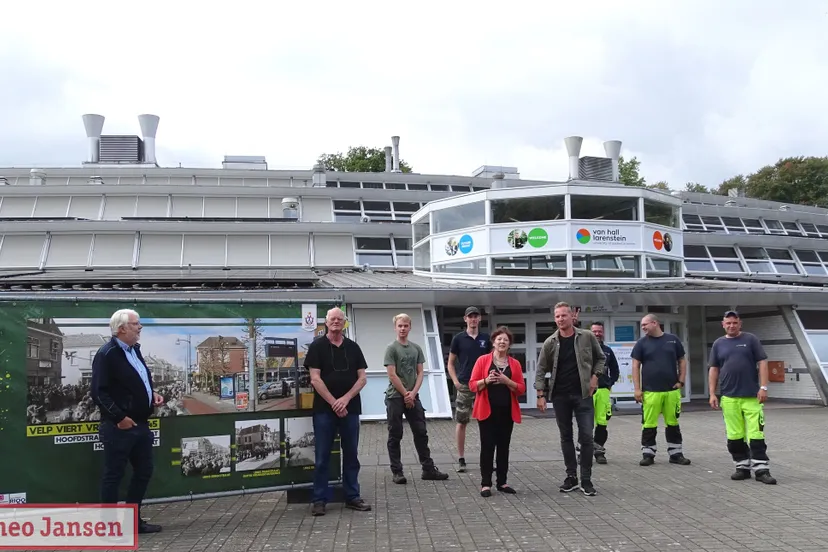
[{"left": 175, "top": 335, "right": 192, "bottom": 394}]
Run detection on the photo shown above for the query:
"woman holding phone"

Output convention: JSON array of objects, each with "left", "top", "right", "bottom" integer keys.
[{"left": 469, "top": 326, "right": 525, "bottom": 497}]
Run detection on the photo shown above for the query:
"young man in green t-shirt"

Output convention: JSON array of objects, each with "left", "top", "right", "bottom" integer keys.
[{"left": 384, "top": 313, "right": 449, "bottom": 484}]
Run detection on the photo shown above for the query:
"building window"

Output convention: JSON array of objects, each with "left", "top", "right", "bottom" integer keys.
[
  {"left": 355, "top": 237, "right": 413, "bottom": 269},
  {"left": 433, "top": 258, "right": 487, "bottom": 275},
  {"left": 432, "top": 201, "right": 485, "bottom": 234},
  {"left": 644, "top": 200, "right": 679, "bottom": 228},
  {"left": 720, "top": 217, "right": 747, "bottom": 234},
  {"left": 682, "top": 214, "right": 705, "bottom": 231},
  {"left": 50, "top": 340, "right": 60, "bottom": 361},
  {"left": 570, "top": 195, "right": 638, "bottom": 221},
  {"left": 491, "top": 196, "right": 565, "bottom": 224},
  {"left": 740, "top": 247, "right": 774, "bottom": 273},
  {"left": 334, "top": 200, "right": 422, "bottom": 223},
  {"left": 647, "top": 256, "right": 682, "bottom": 277},
  {"left": 414, "top": 244, "right": 431, "bottom": 271},
  {"left": 572, "top": 254, "right": 641, "bottom": 278},
  {"left": 492, "top": 255, "right": 567, "bottom": 277},
  {"left": 27, "top": 337, "right": 39, "bottom": 359}
]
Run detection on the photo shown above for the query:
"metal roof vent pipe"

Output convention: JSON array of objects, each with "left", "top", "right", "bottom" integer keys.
[
  {"left": 564, "top": 136, "right": 583, "bottom": 180},
  {"left": 82, "top": 114, "right": 105, "bottom": 163},
  {"left": 603, "top": 140, "right": 622, "bottom": 182},
  {"left": 391, "top": 136, "right": 401, "bottom": 173},
  {"left": 384, "top": 146, "right": 393, "bottom": 172},
  {"left": 491, "top": 171, "right": 507, "bottom": 189},
  {"left": 29, "top": 169, "right": 46, "bottom": 186},
  {"left": 138, "top": 114, "right": 160, "bottom": 165}
]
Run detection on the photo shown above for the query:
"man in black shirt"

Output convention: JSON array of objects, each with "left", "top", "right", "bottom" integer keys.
[
  {"left": 535, "top": 302, "right": 606, "bottom": 497},
  {"left": 631, "top": 314, "right": 691, "bottom": 467},
  {"left": 303, "top": 307, "right": 372, "bottom": 516}
]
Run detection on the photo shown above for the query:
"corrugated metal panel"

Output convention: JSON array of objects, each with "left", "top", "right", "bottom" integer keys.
[
  {"left": 99, "top": 135, "right": 143, "bottom": 164},
  {"left": 578, "top": 157, "right": 613, "bottom": 181}
]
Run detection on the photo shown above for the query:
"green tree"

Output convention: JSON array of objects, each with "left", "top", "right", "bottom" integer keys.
[
  {"left": 318, "top": 146, "right": 413, "bottom": 173},
  {"left": 619, "top": 156, "right": 646, "bottom": 187},
  {"left": 714, "top": 175, "right": 747, "bottom": 197},
  {"left": 741, "top": 156, "right": 828, "bottom": 207},
  {"left": 685, "top": 182, "right": 709, "bottom": 193},
  {"left": 647, "top": 181, "right": 670, "bottom": 191}
]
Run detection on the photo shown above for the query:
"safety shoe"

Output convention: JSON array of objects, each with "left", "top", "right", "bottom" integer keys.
[
  {"left": 580, "top": 480, "right": 597, "bottom": 496},
  {"left": 595, "top": 453, "right": 607, "bottom": 465},
  {"left": 310, "top": 502, "right": 326, "bottom": 516},
  {"left": 755, "top": 470, "right": 777, "bottom": 485},
  {"left": 639, "top": 455, "right": 655, "bottom": 466},
  {"left": 392, "top": 472, "right": 407, "bottom": 484},
  {"left": 345, "top": 498, "right": 372, "bottom": 511},
  {"left": 457, "top": 457, "right": 467, "bottom": 473},
  {"left": 731, "top": 469, "right": 751, "bottom": 480},
  {"left": 559, "top": 476, "right": 579, "bottom": 492},
  {"left": 669, "top": 454, "right": 691, "bottom": 465},
  {"left": 422, "top": 468, "right": 449, "bottom": 481}
]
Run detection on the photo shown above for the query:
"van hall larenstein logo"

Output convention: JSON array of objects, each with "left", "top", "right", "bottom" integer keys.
[{"left": 576, "top": 228, "right": 591, "bottom": 244}]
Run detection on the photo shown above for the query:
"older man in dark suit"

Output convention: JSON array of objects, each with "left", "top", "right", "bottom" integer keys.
[{"left": 91, "top": 308, "right": 165, "bottom": 534}]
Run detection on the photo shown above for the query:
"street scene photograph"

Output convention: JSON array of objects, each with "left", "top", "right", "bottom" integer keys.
[
  {"left": 233, "top": 418, "right": 281, "bottom": 472},
  {"left": 180, "top": 435, "right": 232, "bottom": 477},
  {"left": 283, "top": 417, "right": 315, "bottom": 467}
]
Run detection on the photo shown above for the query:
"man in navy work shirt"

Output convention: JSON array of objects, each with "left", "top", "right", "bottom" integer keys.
[
  {"left": 447, "top": 306, "right": 492, "bottom": 473},
  {"left": 708, "top": 310, "right": 777, "bottom": 484},
  {"left": 631, "top": 314, "right": 691, "bottom": 467},
  {"left": 91, "top": 309, "right": 165, "bottom": 534}
]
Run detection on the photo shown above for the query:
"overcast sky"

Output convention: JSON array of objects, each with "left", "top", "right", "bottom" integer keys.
[{"left": 1, "top": 1, "right": 826, "bottom": 189}]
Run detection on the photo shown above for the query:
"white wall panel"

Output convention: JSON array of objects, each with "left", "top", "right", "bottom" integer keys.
[
  {"left": 314, "top": 235, "right": 354, "bottom": 267},
  {"left": 45, "top": 234, "right": 93, "bottom": 267},
  {"left": 135, "top": 195, "right": 168, "bottom": 217},
  {"left": 0, "top": 197, "right": 35, "bottom": 217},
  {"left": 269, "top": 235, "right": 309, "bottom": 266},
  {"left": 91, "top": 234, "right": 135, "bottom": 267},
  {"left": 194, "top": 177, "right": 219, "bottom": 187},
  {"left": 117, "top": 177, "right": 144, "bottom": 186},
  {"left": 33, "top": 196, "right": 70, "bottom": 217},
  {"left": 102, "top": 196, "right": 137, "bottom": 219},
  {"left": 243, "top": 178, "right": 268, "bottom": 187},
  {"left": 0, "top": 234, "right": 46, "bottom": 268},
  {"left": 167, "top": 177, "right": 192, "bottom": 187},
  {"left": 302, "top": 198, "right": 333, "bottom": 222},
  {"left": 183, "top": 235, "right": 225, "bottom": 266},
  {"left": 220, "top": 177, "right": 244, "bottom": 187},
  {"left": 203, "top": 197, "right": 236, "bottom": 217},
  {"left": 268, "top": 197, "right": 286, "bottom": 216},
  {"left": 238, "top": 197, "right": 268, "bottom": 217},
  {"left": 68, "top": 197, "right": 102, "bottom": 219},
  {"left": 138, "top": 234, "right": 183, "bottom": 267},
  {"left": 227, "top": 235, "right": 269, "bottom": 266},
  {"left": 170, "top": 196, "right": 204, "bottom": 217}
]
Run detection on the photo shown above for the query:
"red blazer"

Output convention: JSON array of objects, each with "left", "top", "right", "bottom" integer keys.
[{"left": 469, "top": 353, "right": 526, "bottom": 424}]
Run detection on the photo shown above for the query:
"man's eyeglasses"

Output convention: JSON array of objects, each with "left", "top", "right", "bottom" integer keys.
[{"left": 330, "top": 344, "right": 350, "bottom": 372}]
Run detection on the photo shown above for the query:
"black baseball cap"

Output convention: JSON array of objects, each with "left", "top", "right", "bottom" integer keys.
[
  {"left": 464, "top": 306, "right": 481, "bottom": 316},
  {"left": 724, "top": 310, "right": 740, "bottom": 318}
]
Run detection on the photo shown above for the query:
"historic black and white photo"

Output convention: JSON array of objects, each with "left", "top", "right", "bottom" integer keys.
[
  {"left": 180, "top": 435, "right": 232, "bottom": 477},
  {"left": 234, "top": 418, "right": 282, "bottom": 472},
  {"left": 283, "top": 417, "right": 316, "bottom": 467}
]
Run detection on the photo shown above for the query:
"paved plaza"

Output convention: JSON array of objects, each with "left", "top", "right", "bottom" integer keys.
[{"left": 32, "top": 404, "right": 828, "bottom": 551}]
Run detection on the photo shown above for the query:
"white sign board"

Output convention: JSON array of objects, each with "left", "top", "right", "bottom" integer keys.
[
  {"left": 569, "top": 224, "right": 639, "bottom": 250},
  {"left": 606, "top": 342, "right": 635, "bottom": 397},
  {"left": 430, "top": 229, "right": 489, "bottom": 263}
]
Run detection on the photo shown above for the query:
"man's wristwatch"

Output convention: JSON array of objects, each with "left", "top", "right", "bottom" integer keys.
[{"left": 760, "top": 385, "right": 768, "bottom": 391}]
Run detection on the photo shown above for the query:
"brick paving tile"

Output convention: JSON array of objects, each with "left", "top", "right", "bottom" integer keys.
[{"left": 19, "top": 404, "right": 828, "bottom": 552}]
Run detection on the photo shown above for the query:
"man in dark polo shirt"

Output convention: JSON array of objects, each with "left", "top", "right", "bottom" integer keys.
[
  {"left": 447, "top": 306, "right": 492, "bottom": 473},
  {"left": 631, "top": 314, "right": 691, "bottom": 467},
  {"left": 709, "top": 310, "right": 777, "bottom": 484},
  {"left": 304, "top": 307, "right": 372, "bottom": 516}
]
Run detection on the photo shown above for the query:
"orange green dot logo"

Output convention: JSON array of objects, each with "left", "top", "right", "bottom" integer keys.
[{"left": 576, "top": 229, "right": 591, "bottom": 244}]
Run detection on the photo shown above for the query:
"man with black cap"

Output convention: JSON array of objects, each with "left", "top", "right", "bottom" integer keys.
[
  {"left": 447, "top": 306, "right": 492, "bottom": 473},
  {"left": 708, "top": 310, "right": 777, "bottom": 484}
]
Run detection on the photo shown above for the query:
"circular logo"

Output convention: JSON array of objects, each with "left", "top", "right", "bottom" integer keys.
[
  {"left": 576, "top": 228, "right": 591, "bottom": 244},
  {"left": 652, "top": 230, "right": 664, "bottom": 250},
  {"left": 507, "top": 229, "right": 528, "bottom": 249},
  {"left": 445, "top": 238, "right": 459, "bottom": 256},
  {"left": 663, "top": 232, "right": 673, "bottom": 252},
  {"left": 528, "top": 228, "right": 549, "bottom": 248},
  {"left": 458, "top": 234, "right": 474, "bottom": 254}
]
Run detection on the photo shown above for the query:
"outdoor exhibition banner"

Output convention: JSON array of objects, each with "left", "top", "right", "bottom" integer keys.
[{"left": 0, "top": 300, "right": 343, "bottom": 505}]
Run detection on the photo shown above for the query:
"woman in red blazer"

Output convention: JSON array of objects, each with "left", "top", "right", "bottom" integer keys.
[{"left": 469, "top": 325, "right": 526, "bottom": 497}]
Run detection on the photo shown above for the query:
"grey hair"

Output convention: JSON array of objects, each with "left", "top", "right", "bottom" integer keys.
[
  {"left": 643, "top": 313, "right": 660, "bottom": 324},
  {"left": 110, "top": 309, "right": 139, "bottom": 335}
]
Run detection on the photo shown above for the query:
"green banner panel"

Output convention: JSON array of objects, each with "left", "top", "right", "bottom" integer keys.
[{"left": 0, "top": 300, "right": 343, "bottom": 504}]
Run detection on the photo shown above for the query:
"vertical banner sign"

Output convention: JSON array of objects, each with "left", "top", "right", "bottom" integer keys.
[
  {"left": 606, "top": 343, "right": 635, "bottom": 397},
  {"left": 0, "top": 301, "right": 346, "bottom": 504}
]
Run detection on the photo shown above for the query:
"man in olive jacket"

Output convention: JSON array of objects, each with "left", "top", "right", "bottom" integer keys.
[{"left": 535, "top": 302, "right": 606, "bottom": 496}]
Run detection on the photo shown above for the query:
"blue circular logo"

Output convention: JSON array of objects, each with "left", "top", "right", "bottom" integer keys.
[{"left": 458, "top": 234, "right": 474, "bottom": 254}]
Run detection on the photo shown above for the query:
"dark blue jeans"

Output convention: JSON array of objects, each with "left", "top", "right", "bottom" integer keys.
[
  {"left": 312, "top": 410, "right": 361, "bottom": 504},
  {"left": 552, "top": 394, "right": 594, "bottom": 481},
  {"left": 99, "top": 420, "right": 154, "bottom": 519}
]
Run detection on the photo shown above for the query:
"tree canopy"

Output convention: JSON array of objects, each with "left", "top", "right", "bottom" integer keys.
[{"left": 318, "top": 146, "right": 413, "bottom": 173}]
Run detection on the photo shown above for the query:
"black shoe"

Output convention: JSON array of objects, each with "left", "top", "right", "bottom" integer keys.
[
  {"left": 496, "top": 484, "right": 517, "bottom": 494},
  {"left": 669, "top": 454, "right": 691, "bottom": 465},
  {"left": 559, "top": 476, "right": 579, "bottom": 492},
  {"left": 345, "top": 498, "right": 372, "bottom": 511},
  {"left": 422, "top": 468, "right": 449, "bottom": 481},
  {"left": 138, "top": 522, "right": 162, "bottom": 534},
  {"left": 480, "top": 487, "right": 492, "bottom": 497},
  {"left": 310, "top": 502, "right": 326, "bottom": 516},
  {"left": 457, "top": 457, "right": 467, "bottom": 473},
  {"left": 755, "top": 470, "right": 777, "bottom": 485},
  {"left": 580, "top": 480, "right": 597, "bottom": 496},
  {"left": 640, "top": 455, "right": 655, "bottom": 466},
  {"left": 392, "top": 472, "right": 407, "bottom": 484},
  {"left": 731, "top": 469, "right": 751, "bottom": 480},
  {"left": 595, "top": 453, "right": 607, "bottom": 465}
]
